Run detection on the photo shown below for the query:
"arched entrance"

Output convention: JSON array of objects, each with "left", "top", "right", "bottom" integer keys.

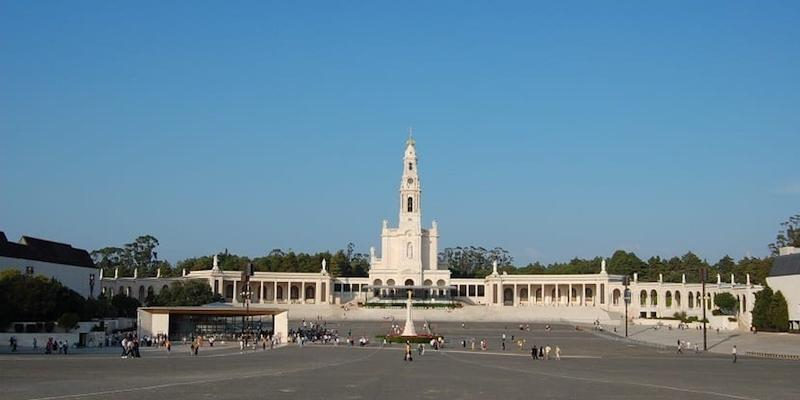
[
  {"left": 305, "top": 285, "right": 315, "bottom": 300},
  {"left": 503, "top": 287, "right": 513, "bottom": 306}
]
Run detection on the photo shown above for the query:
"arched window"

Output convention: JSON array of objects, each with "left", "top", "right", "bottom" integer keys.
[
  {"left": 650, "top": 290, "right": 658, "bottom": 306},
  {"left": 277, "top": 286, "right": 284, "bottom": 300},
  {"left": 305, "top": 285, "right": 315, "bottom": 300},
  {"left": 404, "top": 279, "right": 414, "bottom": 286},
  {"left": 665, "top": 291, "right": 672, "bottom": 308},
  {"left": 612, "top": 289, "right": 621, "bottom": 305},
  {"left": 408, "top": 162, "right": 413, "bottom": 171},
  {"left": 688, "top": 292, "right": 694, "bottom": 308},
  {"left": 407, "top": 197, "right": 413, "bottom": 212},
  {"left": 675, "top": 291, "right": 681, "bottom": 307},
  {"left": 290, "top": 286, "right": 299, "bottom": 300},
  {"left": 640, "top": 290, "right": 647, "bottom": 306},
  {"left": 406, "top": 242, "right": 413, "bottom": 259}
]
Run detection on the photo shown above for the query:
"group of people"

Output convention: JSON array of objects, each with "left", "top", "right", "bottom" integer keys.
[
  {"left": 676, "top": 339, "right": 700, "bottom": 354},
  {"left": 531, "top": 344, "right": 560, "bottom": 360},
  {"left": 7, "top": 337, "right": 70, "bottom": 354},
  {"left": 120, "top": 334, "right": 141, "bottom": 358}
]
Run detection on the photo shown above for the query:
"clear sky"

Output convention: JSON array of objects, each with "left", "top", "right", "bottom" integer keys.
[{"left": 1, "top": 1, "right": 798, "bottom": 266}]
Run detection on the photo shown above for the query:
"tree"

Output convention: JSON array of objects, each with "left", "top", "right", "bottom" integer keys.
[
  {"left": 152, "top": 280, "right": 222, "bottom": 306},
  {"left": 769, "top": 214, "right": 800, "bottom": 255},
  {"left": 111, "top": 294, "right": 141, "bottom": 318},
  {"left": 607, "top": 250, "right": 646, "bottom": 277},
  {"left": 769, "top": 291, "right": 789, "bottom": 332},
  {"left": 751, "top": 286, "right": 773, "bottom": 330},
  {"left": 440, "top": 246, "right": 513, "bottom": 278},
  {"left": 57, "top": 313, "right": 80, "bottom": 332},
  {"left": 713, "top": 292, "right": 738, "bottom": 315}
]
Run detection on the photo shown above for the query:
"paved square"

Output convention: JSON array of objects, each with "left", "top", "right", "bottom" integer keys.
[{"left": 2, "top": 322, "right": 798, "bottom": 400}]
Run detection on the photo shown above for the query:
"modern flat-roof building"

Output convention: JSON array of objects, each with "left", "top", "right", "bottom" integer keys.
[{"left": 0, "top": 231, "right": 99, "bottom": 298}]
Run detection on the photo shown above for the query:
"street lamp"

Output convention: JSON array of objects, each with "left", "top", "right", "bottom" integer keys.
[
  {"left": 623, "top": 276, "right": 631, "bottom": 337},
  {"left": 89, "top": 273, "right": 95, "bottom": 299},
  {"left": 240, "top": 263, "right": 255, "bottom": 346},
  {"left": 700, "top": 267, "right": 708, "bottom": 351}
]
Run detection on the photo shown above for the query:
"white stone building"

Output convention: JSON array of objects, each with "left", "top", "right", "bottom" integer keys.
[
  {"left": 0, "top": 232, "right": 100, "bottom": 298},
  {"left": 766, "top": 246, "right": 800, "bottom": 330},
  {"left": 101, "top": 137, "right": 762, "bottom": 327}
]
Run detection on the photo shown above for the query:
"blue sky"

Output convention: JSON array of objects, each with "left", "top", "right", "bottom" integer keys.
[{"left": 1, "top": 1, "right": 798, "bottom": 266}]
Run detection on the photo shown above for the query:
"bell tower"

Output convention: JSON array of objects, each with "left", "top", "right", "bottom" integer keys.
[{"left": 399, "top": 130, "right": 421, "bottom": 230}]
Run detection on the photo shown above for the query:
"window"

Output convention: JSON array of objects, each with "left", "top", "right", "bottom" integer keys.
[
  {"left": 407, "top": 197, "right": 413, "bottom": 212},
  {"left": 468, "top": 285, "right": 476, "bottom": 296},
  {"left": 477, "top": 285, "right": 485, "bottom": 297},
  {"left": 406, "top": 242, "right": 413, "bottom": 259},
  {"left": 334, "top": 283, "right": 342, "bottom": 292},
  {"left": 408, "top": 162, "right": 413, "bottom": 170}
]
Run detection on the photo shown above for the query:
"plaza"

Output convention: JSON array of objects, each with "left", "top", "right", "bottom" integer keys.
[{"left": 2, "top": 321, "right": 799, "bottom": 400}]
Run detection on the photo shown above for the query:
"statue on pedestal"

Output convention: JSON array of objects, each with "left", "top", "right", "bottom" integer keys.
[{"left": 401, "top": 290, "right": 417, "bottom": 337}]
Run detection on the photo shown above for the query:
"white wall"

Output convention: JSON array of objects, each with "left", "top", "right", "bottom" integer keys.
[
  {"left": 0, "top": 256, "right": 100, "bottom": 298},
  {"left": 766, "top": 275, "right": 800, "bottom": 324}
]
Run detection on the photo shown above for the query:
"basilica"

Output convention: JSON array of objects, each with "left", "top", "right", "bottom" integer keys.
[{"left": 101, "top": 136, "right": 761, "bottom": 327}]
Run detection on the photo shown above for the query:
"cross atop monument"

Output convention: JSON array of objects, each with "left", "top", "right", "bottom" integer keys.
[{"left": 406, "top": 127, "right": 416, "bottom": 146}]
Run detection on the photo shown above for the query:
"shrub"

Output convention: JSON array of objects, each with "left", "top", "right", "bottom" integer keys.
[
  {"left": 713, "top": 292, "right": 738, "bottom": 315},
  {"left": 57, "top": 313, "right": 80, "bottom": 332},
  {"left": 769, "top": 291, "right": 789, "bottom": 332}
]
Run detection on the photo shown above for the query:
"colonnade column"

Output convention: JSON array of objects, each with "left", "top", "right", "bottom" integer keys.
[
  {"left": 233, "top": 280, "right": 239, "bottom": 304},
  {"left": 540, "top": 283, "right": 544, "bottom": 304},
  {"left": 528, "top": 284, "right": 532, "bottom": 305},
  {"left": 568, "top": 283, "right": 572, "bottom": 306},
  {"left": 556, "top": 285, "right": 560, "bottom": 306},
  {"left": 260, "top": 281, "right": 265, "bottom": 303},
  {"left": 582, "top": 283, "right": 586, "bottom": 306}
]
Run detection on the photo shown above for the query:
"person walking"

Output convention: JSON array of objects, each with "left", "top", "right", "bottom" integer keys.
[
  {"left": 545, "top": 345, "right": 551, "bottom": 360},
  {"left": 555, "top": 346, "right": 561, "bottom": 360},
  {"left": 531, "top": 346, "right": 538, "bottom": 360},
  {"left": 404, "top": 341, "right": 413, "bottom": 362},
  {"left": 732, "top": 345, "right": 737, "bottom": 363}
]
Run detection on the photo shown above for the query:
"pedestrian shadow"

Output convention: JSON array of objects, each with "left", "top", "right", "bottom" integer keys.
[{"left": 707, "top": 333, "right": 740, "bottom": 350}]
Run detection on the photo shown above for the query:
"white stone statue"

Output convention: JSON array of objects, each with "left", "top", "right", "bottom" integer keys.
[
  {"left": 492, "top": 260, "right": 498, "bottom": 275},
  {"left": 601, "top": 258, "right": 607, "bottom": 273},
  {"left": 212, "top": 254, "right": 220, "bottom": 271},
  {"left": 321, "top": 258, "right": 327, "bottom": 273},
  {"left": 133, "top": 268, "right": 138, "bottom": 279}
]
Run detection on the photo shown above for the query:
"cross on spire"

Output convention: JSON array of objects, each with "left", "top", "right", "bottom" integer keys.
[{"left": 406, "top": 126, "right": 416, "bottom": 146}]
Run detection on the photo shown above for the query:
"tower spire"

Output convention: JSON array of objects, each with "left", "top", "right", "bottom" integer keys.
[{"left": 406, "top": 126, "right": 415, "bottom": 146}]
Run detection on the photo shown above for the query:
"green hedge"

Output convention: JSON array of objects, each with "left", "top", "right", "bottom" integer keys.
[
  {"left": 375, "top": 335, "right": 443, "bottom": 344},
  {"left": 364, "top": 302, "right": 457, "bottom": 309}
]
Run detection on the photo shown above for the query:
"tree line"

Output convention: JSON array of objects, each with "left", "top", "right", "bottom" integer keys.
[{"left": 93, "top": 214, "right": 799, "bottom": 284}]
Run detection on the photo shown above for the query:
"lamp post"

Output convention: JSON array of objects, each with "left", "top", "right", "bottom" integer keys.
[
  {"left": 241, "top": 263, "right": 254, "bottom": 346},
  {"left": 622, "top": 277, "right": 630, "bottom": 336},
  {"left": 700, "top": 267, "right": 708, "bottom": 351},
  {"left": 89, "top": 273, "right": 95, "bottom": 299}
]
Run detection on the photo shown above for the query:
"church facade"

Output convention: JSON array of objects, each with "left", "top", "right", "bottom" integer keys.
[{"left": 101, "top": 137, "right": 761, "bottom": 327}]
